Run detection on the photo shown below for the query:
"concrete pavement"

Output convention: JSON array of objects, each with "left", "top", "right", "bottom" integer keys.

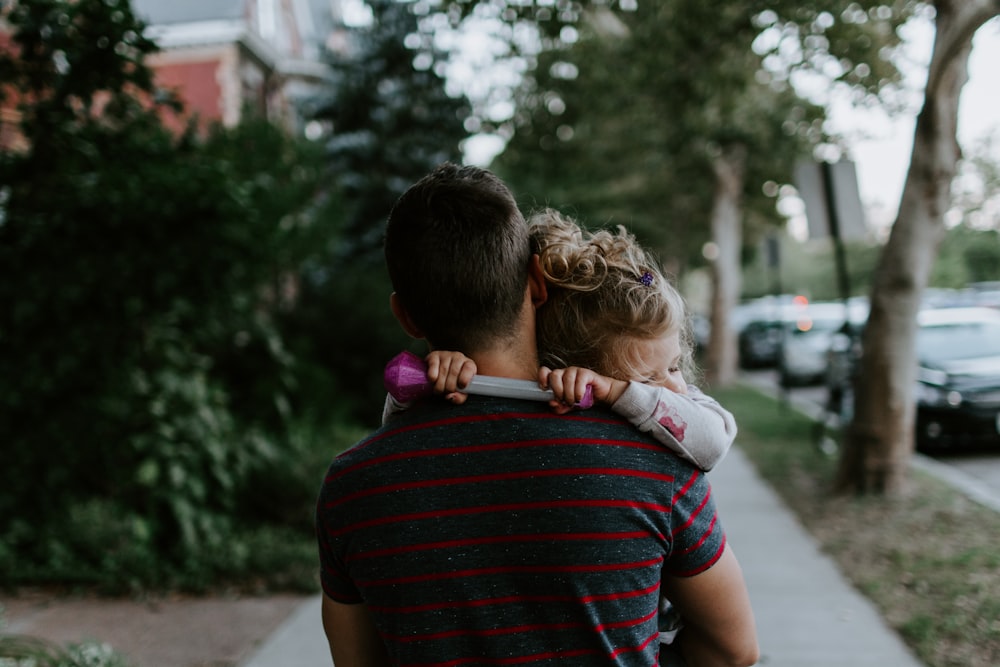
[
  {"left": 241, "top": 595, "right": 327, "bottom": 667},
  {"left": 240, "top": 444, "right": 926, "bottom": 667},
  {"left": 710, "top": 447, "right": 923, "bottom": 667}
]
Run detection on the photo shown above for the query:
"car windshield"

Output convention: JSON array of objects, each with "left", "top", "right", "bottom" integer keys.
[{"left": 917, "top": 320, "right": 1000, "bottom": 362}]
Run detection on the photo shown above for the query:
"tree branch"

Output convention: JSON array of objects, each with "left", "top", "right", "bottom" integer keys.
[{"left": 925, "top": 0, "right": 1000, "bottom": 98}]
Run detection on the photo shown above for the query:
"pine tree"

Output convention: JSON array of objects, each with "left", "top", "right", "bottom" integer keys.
[{"left": 314, "top": 0, "right": 472, "bottom": 258}]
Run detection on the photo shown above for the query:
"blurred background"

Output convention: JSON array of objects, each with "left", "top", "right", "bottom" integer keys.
[{"left": 1, "top": 0, "right": 998, "bottom": 594}]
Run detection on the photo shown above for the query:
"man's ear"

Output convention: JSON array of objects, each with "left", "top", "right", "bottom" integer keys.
[
  {"left": 390, "top": 292, "right": 425, "bottom": 339},
  {"left": 528, "top": 254, "right": 548, "bottom": 308}
]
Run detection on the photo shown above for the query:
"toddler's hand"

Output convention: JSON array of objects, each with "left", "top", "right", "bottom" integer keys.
[
  {"left": 426, "top": 351, "right": 477, "bottom": 405},
  {"left": 539, "top": 366, "right": 627, "bottom": 414}
]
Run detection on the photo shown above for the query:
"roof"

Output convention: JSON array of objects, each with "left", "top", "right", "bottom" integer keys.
[{"left": 131, "top": 0, "right": 246, "bottom": 26}]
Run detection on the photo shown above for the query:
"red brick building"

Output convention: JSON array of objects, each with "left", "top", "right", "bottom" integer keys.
[
  {"left": 2, "top": 1, "right": 342, "bottom": 149},
  {"left": 133, "top": 0, "right": 338, "bottom": 134},
  {"left": 0, "top": 23, "right": 26, "bottom": 153}
]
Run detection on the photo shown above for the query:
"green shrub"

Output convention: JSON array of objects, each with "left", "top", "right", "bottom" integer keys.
[{"left": 0, "top": 636, "right": 133, "bottom": 667}]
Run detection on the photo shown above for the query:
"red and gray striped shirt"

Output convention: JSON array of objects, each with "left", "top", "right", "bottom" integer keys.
[{"left": 317, "top": 396, "right": 725, "bottom": 666}]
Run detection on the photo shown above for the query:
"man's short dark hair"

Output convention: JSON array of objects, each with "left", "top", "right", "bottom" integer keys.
[{"left": 384, "top": 163, "right": 532, "bottom": 352}]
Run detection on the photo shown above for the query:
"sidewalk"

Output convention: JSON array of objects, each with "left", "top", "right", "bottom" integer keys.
[
  {"left": 708, "top": 447, "right": 924, "bottom": 667},
  {"left": 240, "top": 445, "right": 926, "bottom": 667}
]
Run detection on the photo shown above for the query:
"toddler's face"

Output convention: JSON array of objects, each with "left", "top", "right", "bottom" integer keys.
[{"left": 632, "top": 331, "right": 686, "bottom": 394}]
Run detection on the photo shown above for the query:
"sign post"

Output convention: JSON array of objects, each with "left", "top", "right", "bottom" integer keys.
[{"left": 793, "top": 159, "right": 867, "bottom": 305}]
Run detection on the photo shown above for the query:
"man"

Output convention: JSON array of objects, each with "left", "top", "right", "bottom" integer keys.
[{"left": 316, "top": 163, "right": 758, "bottom": 666}]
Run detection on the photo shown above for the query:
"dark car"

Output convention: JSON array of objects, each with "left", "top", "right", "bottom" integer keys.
[
  {"left": 914, "top": 307, "right": 1000, "bottom": 452},
  {"left": 736, "top": 297, "right": 811, "bottom": 369},
  {"left": 738, "top": 319, "right": 787, "bottom": 368}
]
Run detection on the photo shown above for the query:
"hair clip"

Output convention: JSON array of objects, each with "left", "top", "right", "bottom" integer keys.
[{"left": 640, "top": 271, "right": 654, "bottom": 287}]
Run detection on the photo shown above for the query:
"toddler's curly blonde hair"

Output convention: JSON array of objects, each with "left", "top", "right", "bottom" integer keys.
[{"left": 529, "top": 209, "right": 695, "bottom": 382}]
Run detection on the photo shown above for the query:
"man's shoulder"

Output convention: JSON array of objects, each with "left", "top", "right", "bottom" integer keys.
[
  {"left": 553, "top": 407, "right": 704, "bottom": 463},
  {"left": 360, "top": 398, "right": 693, "bottom": 460}
]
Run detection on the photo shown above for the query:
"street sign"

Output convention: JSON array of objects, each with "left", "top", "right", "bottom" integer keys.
[{"left": 794, "top": 160, "right": 867, "bottom": 241}]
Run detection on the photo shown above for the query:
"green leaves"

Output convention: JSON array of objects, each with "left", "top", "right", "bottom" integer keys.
[
  {"left": 0, "top": 0, "right": 161, "bottom": 155},
  {"left": 312, "top": 0, "right": 469, "bottom": 258},
  {"left": 0, "top": 0, "right": 328, "bottom": 589}
]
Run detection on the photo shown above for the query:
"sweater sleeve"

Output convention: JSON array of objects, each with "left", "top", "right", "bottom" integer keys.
[
  {"left": 382, "top": 393, "right": 411, "bottom": 425},
  {"left": 611, "top": 381, "right": 737, "bottom": 471}
]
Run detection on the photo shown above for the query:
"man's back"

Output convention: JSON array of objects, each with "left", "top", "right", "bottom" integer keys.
[{"left": 317, "top": 396, "right": 725, "bottom": 666}]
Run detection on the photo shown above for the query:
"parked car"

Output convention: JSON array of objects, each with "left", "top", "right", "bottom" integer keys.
[
  {"left": 777, "top": 299, "right": 869, "bottom": 387},
  {"left": 731, "top": 294, "right": 798, "bottom": 336},
  {"left": 739, "top": 318, "right": 787, "bottom": 368},
  {"left": 737, "top": 296, "right": 808, "bottom": 369},
  {"left": 915, "top": 307, "right": 1000, "bottom": 452}
]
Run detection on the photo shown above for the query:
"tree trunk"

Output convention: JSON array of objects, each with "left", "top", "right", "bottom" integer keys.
[
  {"left": 836, "top": 0, "right": 998, "bottom": 495},
  {"left": 704, "top": 143, "right": 746, "bottom": 387}
]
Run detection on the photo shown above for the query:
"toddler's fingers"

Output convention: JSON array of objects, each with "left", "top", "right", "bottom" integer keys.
[
  {"left": 455, "top": 359, "right": 476, "bottom": 391},
  {"left": 573, "top": 373, "right": 593, "bottom": 404},
  {"left": 429, "top": 357, "right": 451, "bottom": 393},
  {"left": 548, "top": 399, "right": 574, "bottom": 415},
  {"left": 445, "top": 391, "right": 469, "bottom": 405},
  {"left": 557, "top": 368, "right": 586, "bottom": 405},
  {"left": 545, "top": 370, "right": 568, "bottom": 402}
]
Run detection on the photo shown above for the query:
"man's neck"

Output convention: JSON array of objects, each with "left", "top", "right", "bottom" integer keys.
[
  {"left": 457, "top": 285, "right": 542, "bottom": 382},
  {"left": 470, "top": 346, "right": 539, "bottom": 382}
]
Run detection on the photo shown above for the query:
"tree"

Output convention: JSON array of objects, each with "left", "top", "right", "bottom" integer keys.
[
  {"left": 311, "top": 0, "right": 471, "bottom": 258},
  {"left": 316, "top": 0, "right": 996, "bottom": 497},
  {"left": 289, "top": 0, "right": 476, "bottom": 424},
  {"left": 949, "top": 129, "right": 1000, "bottom": 233},
  {"left": 930, "top": 224, "right": 1000, "bottom": 286},
  {"left": 493, "top": 1, "right": 899, "bottom": 386},
  {"left": 0, "top": 0, "right": 327, "bottom": 585},
  {"left": 446, "top": 1, "right": 1000, "bottom": 498},
  {"left": 838, "top": 0, "right": 1000, "bottom": 495}
]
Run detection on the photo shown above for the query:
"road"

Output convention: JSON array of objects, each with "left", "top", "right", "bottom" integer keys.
[{"left": 741, "top": 369, "right": 1000, "bottom": 510}]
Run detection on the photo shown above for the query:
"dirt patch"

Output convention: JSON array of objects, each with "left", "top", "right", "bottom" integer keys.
[{"left": 794, "top": 472, "right": 1000, "bottom": 667}]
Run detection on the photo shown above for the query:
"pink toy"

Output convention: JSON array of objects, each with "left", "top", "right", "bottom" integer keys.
[{"left": 384, "top": 350, "right": 594, "bottom": 409}]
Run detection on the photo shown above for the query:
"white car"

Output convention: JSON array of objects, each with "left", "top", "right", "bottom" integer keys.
[{"left": 778, "top": 299, "right": 869, "bottom": 387}]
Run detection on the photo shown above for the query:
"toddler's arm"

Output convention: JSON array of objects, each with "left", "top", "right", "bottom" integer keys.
[
  {"left": 382, "top": 351, "right": 477, "bottom": 424},
  {"left": 540, "top": 366, "right": 735, "bottom": 471},
  {"left": 613, "top": 382, "right": 736, "bottom": 471}
]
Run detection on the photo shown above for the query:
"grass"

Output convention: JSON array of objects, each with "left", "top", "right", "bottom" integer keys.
[{"left": 712, "top": 384, "right": 1000, "bottom": 667}]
